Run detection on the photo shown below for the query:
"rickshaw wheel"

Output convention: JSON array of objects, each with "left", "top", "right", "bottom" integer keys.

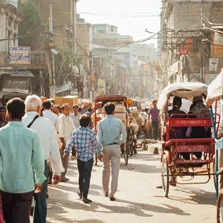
[
  {"left": 124, "top": 143, "right": 129, "bottom": 165},
  {"left": 161, "top": 153, "right": 169, "bottom": 197},
  {"left": 217, "top": 189, "right": 223, "bottom": 223}
]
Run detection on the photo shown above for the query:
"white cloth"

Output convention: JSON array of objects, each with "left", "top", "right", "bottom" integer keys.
[
  {"left": 58, "top": 114, "right": 75, "bottom": 143},
  {"left": 70, "top": 113, "right": 81, "bottom": 129},
  {"left": 43, "top": 109, "right": 59, "bottom": 133},
  {"left": 22, "top": 112, "right": 64, "bottom": 175},
  {"left": 139, "top": 112, "right": 148, "bottom": 126},
  {"left": 181, "top": 98, "right": 192, "bottom": 114}
]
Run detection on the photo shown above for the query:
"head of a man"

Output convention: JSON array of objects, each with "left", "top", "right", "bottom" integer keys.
[
  {"left": 52, "top": 105, "right": 61, "bottom": 115},
  {"left": 0, "top": 106, "right": 6, "bottom": 120},
  {"left": 152, "top": 100, "right": 157, "bottom": 108},
  {"left": 104, "top": 103, "right": 115, "bottom": 115},
  {"left": 24, "top": 95, "right": 42, "bottom": 115},
  {"left": 79, "top": 114, "right": 91, "bottom": 127},
  {"left": 61, "top": 104, "right": 70, "bottom": 116},
  {"left": 6, "top": 98, "right": 25, "bottom": 121},
  {"left": 73, "top": 104, "right": 78, "bottom": 115},
  {"left": 42, "top": 101, "right": 51, "bottom": 110}
]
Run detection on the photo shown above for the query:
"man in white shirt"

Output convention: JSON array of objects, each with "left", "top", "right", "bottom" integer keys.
[
  {"left": 59, "top": 104, "right": 75, "bottom": 182},
  {"left": 70, "top": 104, "right": 81, "bottom": 158},
  {"left": 22, "top": 95, "right": 64, "bottom": 223},
  {"left": 42, "top": 100, "right": 59, "bottom": 133},
  {"left": 70, "top": 104, "right": 81, "bottom": 129}
]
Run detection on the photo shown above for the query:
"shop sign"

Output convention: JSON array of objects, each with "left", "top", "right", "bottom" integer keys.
[
  {"left": 9, "top": 46, "right": 31, "bottom": 64},
  {"left": 3, "top": 76, "right": 30, "bottom": 94}
]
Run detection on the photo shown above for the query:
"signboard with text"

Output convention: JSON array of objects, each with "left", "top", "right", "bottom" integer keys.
[
  {"left": 9, "top": 47, "right": 31, "bottom": 64},
  {"left": 3, "top": 76, "right": 30, "bottom": 94}
]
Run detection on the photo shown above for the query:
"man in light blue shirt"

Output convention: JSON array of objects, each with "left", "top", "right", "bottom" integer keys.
[
  {"left": 97, "top": 103, "right": 127, "bottom": 201},
  {"left": 0, "top": 98, "right": 46, "bottom": 223}
]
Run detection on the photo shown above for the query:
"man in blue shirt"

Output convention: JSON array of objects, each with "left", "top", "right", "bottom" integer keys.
[
  {"left": 97, "top": 103, "right": 127, "bottom": 201},
  {"left": 64, "top": 114, "right": 97, "bottom": 203},
  {"left": 0, "top": 98, "right": 45, "bottom": 223}
]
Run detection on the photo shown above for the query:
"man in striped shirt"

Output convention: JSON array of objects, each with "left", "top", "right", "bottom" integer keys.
[{"left": 63, "top": 114, "right": 97, "bottom": 203}]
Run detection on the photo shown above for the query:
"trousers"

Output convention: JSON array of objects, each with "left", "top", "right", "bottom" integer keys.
[
  {"left": 1, "top": 190, "right": 33, "bottom": 223},
  {"left": 32, "top": 161, "right": 49, "bottom": 223},
  {"left": 77, "top": 159, "right": 93, "bottom": 199},
  {"left": 102, "top": 144, "right": 121, "bottom": 197},
  {"left": 152, "top": 121, "right": 159, "bottom": 140}
]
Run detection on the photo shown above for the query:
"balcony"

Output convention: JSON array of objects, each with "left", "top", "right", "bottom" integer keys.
[{"left": 0, "top": 51, "right": 46, "bottom": 70}]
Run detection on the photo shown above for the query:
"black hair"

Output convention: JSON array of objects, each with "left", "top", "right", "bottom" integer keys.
[
  {"left": 6, "top": 98, "right": 25, "bottom": 119},
  {"left": 42, "top": 101, "right": 51, "bottom": 109},
  {"left": 173, "top": 96, "right": 182, "bottom": 110},
  {"left": 88, "top": 108, "right": 92, "bottom": 113},
  {"left": 0, "top": 106, "right": 6, "bottom": 111},
  {"left": 104, "top": 103, "right": 115, "bottom": 115},
  {"left": 79, "top": 114, "right": 91, "bottom": 127}
]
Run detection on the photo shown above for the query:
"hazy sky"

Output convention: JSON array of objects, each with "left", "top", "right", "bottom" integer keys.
[{"left": 77, "top": 0, "right": 161, "bottom": 44}]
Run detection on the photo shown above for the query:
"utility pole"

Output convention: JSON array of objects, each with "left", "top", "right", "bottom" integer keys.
[
  {"left": 200, "top": 0, "right": 205, "bottom": 83},
  {"left": 49, "top": 4, "right": 56, "bottom": 96}
]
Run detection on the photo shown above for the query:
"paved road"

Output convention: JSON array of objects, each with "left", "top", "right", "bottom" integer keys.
[{"left": 46, "top": 148, "right": 216, "bottom": 223}]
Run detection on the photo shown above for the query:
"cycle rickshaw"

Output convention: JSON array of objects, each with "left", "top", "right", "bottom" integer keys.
[
  {"left": 93, "top": 95, "right": 129, "bottom": 165},
  {"left": 206, "top": 69, "right": 223, "bottom": 223},
  {"left": 158, "top": 82, "right": 220, "bottom": 197}
]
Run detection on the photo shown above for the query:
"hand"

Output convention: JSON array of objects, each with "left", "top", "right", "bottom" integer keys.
[
  {"left": 63, "top": 153, "right": 69, "bottom": 160},
  {"left": 98, "top": 155, "right": 103, "bottom": 162},
  {"left": 52, "top": 175, "right": 62, "bottom": 185},
  {"left": 120, "top": 143, "right": 125, "bottom": 150},
  {"left": 34, "top": 184, "right": 43, "bottom": 194},
  {"left": 61, "top": 143, "right": 66, "bottom": 151}
]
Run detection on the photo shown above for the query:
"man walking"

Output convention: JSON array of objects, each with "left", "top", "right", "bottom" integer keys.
[
  {"left": 0, "top": 106, "right": 8, "bottom": 128},
  {"left": 42, "top": 100, "right": 59, "bottom": 133},
  {"left": 59, "top": 104, "right": 75, "bottom": 182},
  {"left": 97, "top": 103, "right": 127, "bottom": 201},
  {"left": 0, "top": 98, "right": 46, "bottom": 223},
  {"left": 70, "top": 104, "right": 81, "bottom": 129},
  {"left": 148, "top": 100, "right": 160, "bottom": 140},
  {"left": 63, "top": 114, "right": 97, "bottom": 203},
  {"left": 70, "top": 104, "right": 81, "bottom": 158},
  {"left": 22, "top": 95, "right": 63, "bottom": 223}
]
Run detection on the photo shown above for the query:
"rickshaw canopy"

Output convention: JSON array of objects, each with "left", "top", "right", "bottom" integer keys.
[
  {"left": 206, "top": 69, "right": 223, "bottom": 107},
  {"left": 157, "top": 82, "right": 208, "bottom": 110},
  {"left": 94, "top": 95, "right": 127, "bottom": 103}
]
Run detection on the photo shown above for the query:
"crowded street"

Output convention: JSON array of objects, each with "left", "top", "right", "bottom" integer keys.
[
  {"left": 0, "top": 0, "right": 223, "bottom": 222},
  {"left": 45, "top": 145, "right": 216, "bottom": 223}
]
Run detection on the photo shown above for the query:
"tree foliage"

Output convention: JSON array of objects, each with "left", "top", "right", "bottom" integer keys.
[
  {"left": 54, "top": 46, "right": 83, "bottom": 84},
  {"left": 19, "top": 0, "right": 40, "bottom": 23}
]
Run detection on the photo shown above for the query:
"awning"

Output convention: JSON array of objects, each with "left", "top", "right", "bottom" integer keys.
[{"left": 0, "top": 70, "right": 34, "bottom": 78}]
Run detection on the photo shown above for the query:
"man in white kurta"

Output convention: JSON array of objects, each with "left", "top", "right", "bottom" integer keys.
[{"left": 59, "top": 104, "right": 75, "bottom": 182}]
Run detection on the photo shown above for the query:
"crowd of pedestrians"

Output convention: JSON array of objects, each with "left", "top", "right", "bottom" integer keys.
[{"left": 0, "top": 95, "right": 127, "bottom": 223}]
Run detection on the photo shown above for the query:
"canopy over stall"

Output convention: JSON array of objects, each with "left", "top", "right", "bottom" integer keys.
[
  {"left": 206, "top": 69, "right": 223, "bottom": 107},
  {"left": 157, "top": 82, "right": 208, "bottom": 111}
]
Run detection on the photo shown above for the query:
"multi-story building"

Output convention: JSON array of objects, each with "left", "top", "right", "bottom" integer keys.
[
  {"left": 0, "top": 1, "right": 36, "bottom": 100},
  {"left": 160, "top": 0, "right": 223, "bottom": 84}
]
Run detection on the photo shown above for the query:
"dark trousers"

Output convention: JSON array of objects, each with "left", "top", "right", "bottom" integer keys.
[
  {"left": 77, "top": 159, "right": 93, "bottom": 199},
  {"left": 61, "top": 150, "right": 69, "bottom": 180},
  {"left": 152, "top": 121, "right": 159, "bottom": 140},
  {"left": 32, "top": 161, "right": 49, "bottom": 223},
  {"left": 72, "top": 146, "right": 76, "bottom": 157},
  {"left": 1, "top": 190, "right": 33, "bottom": 223}
]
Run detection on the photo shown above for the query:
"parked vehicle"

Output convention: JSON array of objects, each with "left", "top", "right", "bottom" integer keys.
[
  {"left": 206, "top": 69, "right": 223, "bottom": 223},
  {"left": 158, "top": 82, "right": 220, "bottom": 198}
]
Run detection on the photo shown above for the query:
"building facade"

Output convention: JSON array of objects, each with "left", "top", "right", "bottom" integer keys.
[{"left": 160, "top": 0, "right": 223, "bottom": 84}]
